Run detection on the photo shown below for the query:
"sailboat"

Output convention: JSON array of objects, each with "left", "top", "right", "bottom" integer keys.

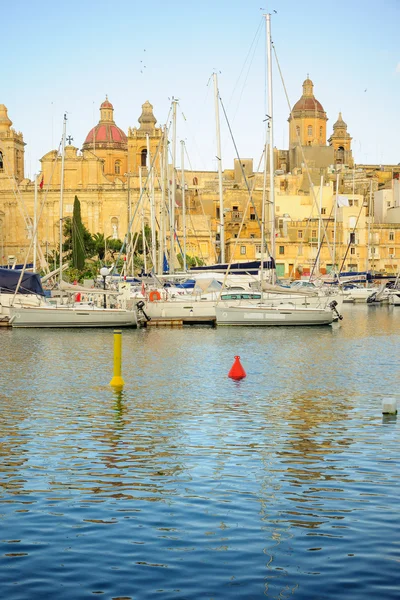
[
  {"left": 8, "top": 115, "right": 139, "bottom": 328},
  {"left": 215, "top": 13, "right": 339, "bottom": 327}
]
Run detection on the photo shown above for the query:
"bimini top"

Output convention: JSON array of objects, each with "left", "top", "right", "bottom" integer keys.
[{"left": 0, "top": 268, "right": 45, "bottom": 295}]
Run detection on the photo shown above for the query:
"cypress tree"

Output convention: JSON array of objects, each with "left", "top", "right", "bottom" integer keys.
[{"left": 72, "top": 195, "right": 85, "bottom": 271}]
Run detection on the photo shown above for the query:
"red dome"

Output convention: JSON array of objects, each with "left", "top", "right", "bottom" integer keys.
[
  {"left": 101, "top": 99, "right": 113, "bottom": 109},
  {"left": 83, "top": 123, "right": 127, "bottom": 150},
  {"left": 292, "top": 96, "right": 324, "bottom": 112}
]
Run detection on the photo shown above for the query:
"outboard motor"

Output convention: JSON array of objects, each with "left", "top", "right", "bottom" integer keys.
[
  {"left": 329, "top": 300, "right": 343, "bottom": 321},
  {"left": 367, "top": 292, "right": 377, "bottom": 304},
  {"left": 136, "top": 300, "right": 151, "bottom": 323}
]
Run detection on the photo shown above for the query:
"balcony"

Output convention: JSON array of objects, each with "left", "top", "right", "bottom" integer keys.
[{"left": 230, "top": 211, "right": 243, "bottom": 222}]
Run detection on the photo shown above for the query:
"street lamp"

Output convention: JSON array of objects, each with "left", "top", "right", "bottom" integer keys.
[{"left": 100, "top": 266, "right": 109, "bottom": 309}]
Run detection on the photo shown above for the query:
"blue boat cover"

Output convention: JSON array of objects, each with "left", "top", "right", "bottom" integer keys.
[
  {"left": 0, "top": 268, "right": 45, "bottom": 295},
  {"left": 190, "top": 259, "right": 275, "bottom": 273}
]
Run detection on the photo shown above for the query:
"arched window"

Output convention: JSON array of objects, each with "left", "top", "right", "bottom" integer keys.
[
  {"left": 0, "top": 151, "right": 3, "bottom": 172},
  {"left": 319, "top": 126, "right": 323, "bottom": 137},
  {"left": 115, "top": 160, "right": 121, "bottom": 175},
  {"left": 141, "top": 149, "right": 147, "bottom": 167},
  {"left": 307, "top": 125, "right": 313, "bottom": 137},
  {"left": 296, "top": 126, "right": 300, "bottom": 137},
  {"left": 193, "top": 176, "right": 198, "bottom": 186}
]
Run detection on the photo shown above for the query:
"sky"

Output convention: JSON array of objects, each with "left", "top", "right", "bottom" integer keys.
[{"left": 2, "top": 0, "right": 400, "bottom": 178}]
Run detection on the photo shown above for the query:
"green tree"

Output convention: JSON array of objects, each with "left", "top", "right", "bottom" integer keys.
[
  {"left": 63, "top": 201, "right": 95, "bottom": 261},
  {"left": 177, "top": 253, "right": 205, "bottom": 269},
  {"left": 72, "top": 196, "right": 85, "bottom": 270}
]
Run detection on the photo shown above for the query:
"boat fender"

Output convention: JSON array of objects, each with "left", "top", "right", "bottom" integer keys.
[{"left": 149, "top": 290, "right": 161, "bottom": 302}]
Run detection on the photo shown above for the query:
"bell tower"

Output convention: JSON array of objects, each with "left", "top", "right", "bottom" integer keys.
[
  {"left": 328, "top": 113, "right": 353, "bottom": 167},
  {"left": 0, "top": 104, "right": 25, "bottom": 183},
  {"left": 128, "top": 101, "right": 162, "bottom": 174}
]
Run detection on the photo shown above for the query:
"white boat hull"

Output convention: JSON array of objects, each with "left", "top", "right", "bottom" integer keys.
[
  {"left": 215, "top": 304, "right": 334, "bottom": 326},
  {"left": 9, "top": 305, "right": 138, "bottom": 328},
  {"left": 138, "top": 291, "right": 343, "bottom": 322}
]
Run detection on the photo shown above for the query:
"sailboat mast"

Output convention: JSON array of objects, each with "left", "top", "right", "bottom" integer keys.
[
  {"left": 213, "top": 72, "right": 225, "bottom": 264},
  {"left": 33, "top": 175, "right": 38, "bottom": 271},
  {"left": 266, "top": 14, "right": 275, "bottom": 282},
  {"left": 59, "top": 113, "right": 67, "bottom": 286},
  {"left": 170, "top": 98, "right": 178, "bottom": 275},
  {"left": 366, "top": 179, "right": 373, "bottom": 272},
  {"left": 181, "top": 140, "right": 187, "bottom": 272},
  {"left": 139, "top": 166, "right": 147, "bottom": 273},
  {"left": 333, "top": 172, "right": 339, "bottom": 272},
  {"left": 317, "top": 174, "right": 324, "bottom": 274},
  {"left": 146, "top": 133, "right": 157, "bottom": 271},
  {"left": 158, "top": 127, "right": 167, "bottom": 275}
]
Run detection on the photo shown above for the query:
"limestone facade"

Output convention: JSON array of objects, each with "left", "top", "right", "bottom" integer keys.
[{"left": 0, "top": 81, "right": 399, "bottom": 277}]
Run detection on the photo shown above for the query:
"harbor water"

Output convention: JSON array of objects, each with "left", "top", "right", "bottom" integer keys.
[{"left": 1, "top": 304, "right": 399, "bottom": 599}]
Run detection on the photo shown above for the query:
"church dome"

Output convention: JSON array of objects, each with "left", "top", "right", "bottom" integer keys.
[
  {"left": 291, "top": 77, "right": 326, "bottom": 114},
  {"left": 82, "top": 96, "right": 127, "bottom": 151}
]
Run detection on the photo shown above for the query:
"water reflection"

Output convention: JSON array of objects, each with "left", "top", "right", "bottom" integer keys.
[{"left": 0, "top": 307, "right": 399, "bottom": 599}]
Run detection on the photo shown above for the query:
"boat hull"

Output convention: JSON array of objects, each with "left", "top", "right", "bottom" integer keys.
[
  {"left": 9, "top": 305, "right": 138, "bottom": 328},
  {"left": 215, "top": 304, "right": 334, "bottom": 326}
]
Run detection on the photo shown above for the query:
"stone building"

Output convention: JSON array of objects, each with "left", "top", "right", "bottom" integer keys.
[{"left": 0, "top": 78, "right": 399, "bottom": 277}]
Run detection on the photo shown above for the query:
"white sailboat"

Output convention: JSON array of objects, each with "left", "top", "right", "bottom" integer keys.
[
  {"left": 8, "top": 115, "right": 139, "bottom": 328},
  {"left": 215, "top": 13, "right": 339, "bottom": 327}
]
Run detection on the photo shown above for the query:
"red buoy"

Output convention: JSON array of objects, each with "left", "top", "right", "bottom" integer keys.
[{"left": 228, "top": 356, "right": 246, "bottom": 380}]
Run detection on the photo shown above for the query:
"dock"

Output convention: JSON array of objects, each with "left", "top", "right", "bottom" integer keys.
[{"left": 146, "top": 316, "right": 216, "bottom": 328}]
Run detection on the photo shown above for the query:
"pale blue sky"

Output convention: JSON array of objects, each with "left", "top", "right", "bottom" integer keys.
[{"left": 3, "top": 0, "right": 400, "bottom": 177}]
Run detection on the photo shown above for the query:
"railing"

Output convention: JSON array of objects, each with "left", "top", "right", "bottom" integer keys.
[{"left": 231, "top": 211, "right": 243, "bottom": 222}]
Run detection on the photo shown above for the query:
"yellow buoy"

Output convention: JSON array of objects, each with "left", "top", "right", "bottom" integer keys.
[{"left": 110, "top": 330, "right": 125, "bottom": 389}]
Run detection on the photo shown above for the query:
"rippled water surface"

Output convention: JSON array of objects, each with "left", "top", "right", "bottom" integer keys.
[{"left": 1, "top": 305, "right": 399, "bottom": 599}]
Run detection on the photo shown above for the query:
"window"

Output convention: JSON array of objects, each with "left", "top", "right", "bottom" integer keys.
[
  {"left": 232, "top": 205, "right": 239, "bottom": 211},
  {"left": 389, "top": 247, "right": 395, "bottom": 256},
  {"left": 350, "top": 232, "right": 356, "bottom": 244},
  {"left": 216, "top": 207, "right": 220, "bottom": 219},
  {"left": 296, "top": 126, "right": 300, "bottom": 137},
  {"left": 307, "top": 125, "right": 313, "bottom": 136},
  {"left": 321, "top": 208, "right": 326, "bottom": 215},
  {"left": 298, "top": 230, "right": 303, "bottom": 239},
  {"left": 389, "top": 232, "right": 394, "bottom": 241},
  {"left": 354, "top": 199, "right": 359, "bottom": 207},
  {"left": 349, "top": 199, "right": 353, "bottom": 206},
  {"left": 250, "top": 207, "right": 255, "bottom": 221},
  {"left": 141, "top": 149, "right": 147, "bottom": 167},
  {"left": 350, "top": 248, "right": 356, "bottom": 255},
  {"left": 0, "top": 151, "right": 3, "bottom": 172},
  {"left": 240, "top": 246, "right": 246, "bottom": 255},
  {"left": 115, "top": 161, "right": 121, "bottom": 175},
  {"left": 250, "top": 234, "right": 255, "bottom": 239},
  {"left": 311, "top": 230, "right": 317, "bottom": 237},
  {"left": 193, "top": 176, "right": 198, "bottom": 186},
  {"left": 319, "top": 126, "right": 323, "bottom": 138},
  {"left": 279, "top": 246, "right": 285, "bottom": 255}
]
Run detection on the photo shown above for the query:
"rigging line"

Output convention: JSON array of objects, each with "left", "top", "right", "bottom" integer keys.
[
  {"left": 219, "top": 94, "right": 263, "bottom": 232},
  {"left": 272, "top": 42, "right": 336, "bottom": 269},
  {"left": 177, "top": 102, "right": 209, "bottom": 172},
  {"left": 338, "top": 199, "right": 365, "bottom": 275},
  {"left": 227, "top": 18, "right": 264, "bottom": 110},
  {"left": 112, "top": 120, "right": 169, "bottom": 278},
  {"left": 10, "top": 140, "right": 62, "bottom": 300},
  {"left": 183, "top": 145, "right": 218, "bottom": 263},
  {"left": 229, "top": 23, "right": 263, "bottom": 126}
]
